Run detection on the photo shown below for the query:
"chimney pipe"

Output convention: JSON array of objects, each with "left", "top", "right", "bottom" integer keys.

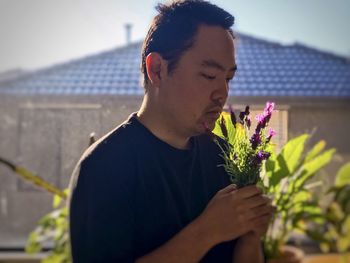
[{"left": 125, "top": 23, "right": 132, "bottom": 45}]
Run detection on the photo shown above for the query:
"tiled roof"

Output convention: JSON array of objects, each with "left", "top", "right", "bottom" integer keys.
[{"left": 1, "top": 33, "right": 349, "bottom": 97}]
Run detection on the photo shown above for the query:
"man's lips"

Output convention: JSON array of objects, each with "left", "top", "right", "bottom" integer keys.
[
  {"left": 206, "top": 108, "right": 222, "bottom": 119},
  {"left": 206, "top": 107, "right": 223, "bottom": 115}
]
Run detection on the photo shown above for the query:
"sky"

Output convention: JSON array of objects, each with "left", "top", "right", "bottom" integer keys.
[{"left": 0, "top": 0, "right": 349, "bottom": 73}]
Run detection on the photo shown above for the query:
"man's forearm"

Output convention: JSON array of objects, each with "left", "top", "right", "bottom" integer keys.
[
  {"left": 232, "top": 232, "right": 264, "bottom": 263},
  {"left": 135, "top": 219, "right": 215, "bottom": 263}
]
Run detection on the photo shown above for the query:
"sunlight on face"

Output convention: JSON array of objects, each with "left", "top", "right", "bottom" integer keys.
[{"left": 159, "top": 25, "right": 237, "bottom": 137}]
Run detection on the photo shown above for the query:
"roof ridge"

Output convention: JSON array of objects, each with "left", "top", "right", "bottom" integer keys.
[
  {"left": 0, "top": 41, "right": 144, "bottom": 86},
  {"left": 236, "top": 32, "right": 285, "bottom": 48},
  {"left": 291, "top": 42, "right": 350, "bottom": 63},
  {"left": 236, "top": 32, "right": 350, "bottom": 64}
]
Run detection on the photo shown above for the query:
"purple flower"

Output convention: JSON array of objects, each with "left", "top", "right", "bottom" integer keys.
[
  {"left": 254, "top": 151, "right": 271, "bottom": 164},
  {"left": 233, "top": 153, "right": 237, "bottom": 160},
  {"left": 266, "top": 128, "right": 276, "bottom": 142},
  {"left": 268, "top": 128, "right": 276, "bottom": 137},
  {"left": 264, "top": 102, "right": 275, "bottom": 115},
  {"left": 220, "top": 116, "right": 228, "bottom": 138},
  {"left": 239, "top": 106, "right": 250, "bottom": 125},
  {"left": 246, "top": 116, "right": 251, "bottom": 129},
  {"left": 256, "top": 113, "right": 265, "bottom": 123},
  {"left": 229, "top": 105, "right": 237, "bottom": 127},
  {"left": 250, "top": 133, "right": 261, "bottom": 150},
  {"left": 239, "top": 111, "right": 245, "bottom": 123},
  {"left": 255, "top": 102, "right": 275, "bottom": 131}
]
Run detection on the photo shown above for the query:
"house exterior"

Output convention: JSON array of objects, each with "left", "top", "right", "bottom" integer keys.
[{"left": 0, "top": 33, "right": 349, "bottom": 248}]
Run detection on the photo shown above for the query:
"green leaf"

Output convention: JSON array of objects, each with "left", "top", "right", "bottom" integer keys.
[
  {"left": 293, "top": 190, "right": 311, "bottom": 203},
  {"left": 344, "top": 216, "right": 350, "bottom": 239},
  {"left": 294, "top": 148, "right": 336, "bottom": 189},
  {"left": 293, "top": 203, "right": 323, "bottom": 216},
  {"left": 333, "top": 185, "right": 350, "bottom": 214},
  {"left": 320, "top": 242, "right": 330, "bottom": 253},
  {"left": 335, "top": 162, "right": 350, "bottom": 187},
  {"left": 53, "top": 194, "right": 62, "bottom": 209},
  {"left": 213, "top": 112, "right": 237, "bottom": 145},
  {"left": 267, "top": 134, "right": 309, "bottom": 188},
  {"left": 42, "top": 253, "right": 67, "bottom": 263},
  {"left": 304, "top": 140, "right": 326, "bottom": 163},
  {"left": 337, "top": 237, "right": 350, "bottom": 252},
  {"left": 280, "top": 134, "right": 309, "bottom": 174},
  {"left": 305, "top": 229, "right": 328, "bottom": 243},
  {"left": 25, "top": 232, "right": 42, "bottom": 253}
]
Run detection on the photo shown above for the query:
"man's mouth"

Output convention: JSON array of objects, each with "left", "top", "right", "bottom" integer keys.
[{"left": 206, "top": 109, "right": 222, "bottom": 119}]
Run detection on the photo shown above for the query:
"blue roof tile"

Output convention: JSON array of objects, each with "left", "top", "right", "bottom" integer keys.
[{"left": 0, "top": 34, "right": 349, "bottom": 97}]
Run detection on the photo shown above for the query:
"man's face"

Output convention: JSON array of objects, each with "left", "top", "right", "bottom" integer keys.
[{"left": 158, "top": 24, "right": 236, "bottom": 137}]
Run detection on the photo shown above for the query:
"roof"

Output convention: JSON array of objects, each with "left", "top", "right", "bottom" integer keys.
[{"left": 1, "top": 33, "right": 349, "bottom": 97}]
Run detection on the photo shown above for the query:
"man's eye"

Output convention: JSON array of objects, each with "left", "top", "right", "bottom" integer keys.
[{"left": 201, "top": 73, "right": 216, "bottom": 80}]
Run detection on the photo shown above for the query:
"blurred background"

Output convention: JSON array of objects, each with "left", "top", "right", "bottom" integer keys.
[{"left": 0, "top": 0, "right": 349, "bottom": 260}]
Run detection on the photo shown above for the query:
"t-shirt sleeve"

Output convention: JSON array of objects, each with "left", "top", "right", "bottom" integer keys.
[{"left": 69, "top": 145, "right": 136, "bottom": 263}]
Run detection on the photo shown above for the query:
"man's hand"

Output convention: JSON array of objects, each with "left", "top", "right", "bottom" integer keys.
[
  {"left": 251, "top": 199, "right": 276, "bottom": 237},
  {"left": 195, "top": 184, "right": 275, "bottom": 246}
]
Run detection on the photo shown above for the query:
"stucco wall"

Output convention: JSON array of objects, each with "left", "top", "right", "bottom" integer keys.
[{"left": 0, "top": 94, "right": 349, "bottom": 248}]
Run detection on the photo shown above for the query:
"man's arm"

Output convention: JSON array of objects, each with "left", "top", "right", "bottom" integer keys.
[
  {"left": 232, "top": 232, "right": 264, "bottom": 263},
  {"left": 136, "top": 184, "right": 273, "bottom": 263},
  {"left": 232, "top": 208, "right": 274, "bottom": 263},
  {"left": 135, "top": 218, "right": 215, "bottom": 263}
]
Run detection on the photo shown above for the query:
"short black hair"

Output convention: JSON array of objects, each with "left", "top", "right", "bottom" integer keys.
[{"left": 140, "top": 0, "right": 235, "bottom": 87}]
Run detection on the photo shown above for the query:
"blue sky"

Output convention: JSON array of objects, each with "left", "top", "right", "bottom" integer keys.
[{"left": 0, "top": 0, "right": 349, "bottom": 72}]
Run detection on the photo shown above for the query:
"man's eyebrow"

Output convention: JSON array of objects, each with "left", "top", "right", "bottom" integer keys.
[{"left": 201, "top": 59, "right": 237, "bottom": 72}]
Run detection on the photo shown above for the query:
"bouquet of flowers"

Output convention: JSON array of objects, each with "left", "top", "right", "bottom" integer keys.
[{"left": 208, "top": 102, "right": 276, "bottom": 189}]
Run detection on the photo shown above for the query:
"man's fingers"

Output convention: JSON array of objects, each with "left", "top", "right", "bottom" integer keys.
[
  {"left": 234, "top": 185, "right": 262, "bottom": 199},
  {"left": 245, "top": 194, "right": 271, "bottom": 209},
  {"left": 247, "top": 204, "right": 275, "bottom": 220},
  {"left": 219, "top": 184, "right": 237, "bottom": 194}
]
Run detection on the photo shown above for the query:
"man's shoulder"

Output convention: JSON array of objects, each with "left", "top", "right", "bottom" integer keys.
[
  {"left": 84, "top": 114, "right": 139, "bottom": 160},
  {"left": 69, "top": 114, "right": 139, "bottom": 190}
]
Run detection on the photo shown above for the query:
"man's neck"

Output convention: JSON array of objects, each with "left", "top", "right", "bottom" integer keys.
[{"left": 136, "top": 99, "right": 191, "bottom": 150}]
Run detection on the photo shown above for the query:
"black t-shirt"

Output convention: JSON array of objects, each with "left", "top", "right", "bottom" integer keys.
[{"left": 69, "top": 113, "right": 236, "bottom": 262}]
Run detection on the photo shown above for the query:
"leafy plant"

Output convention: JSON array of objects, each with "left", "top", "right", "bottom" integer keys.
[
  {"left": 302, "top": 162, "right": 350, "bottom": 259},
  {"left": 0, "top": 133, "right": 95, "bottom": 262},
  {"left": 210, "top": 102, "right": 276, "bottom": 188},
  {"left": 26, "top": 189, "right": 71, "bottom": 263},
  {"left": 0, "top": 157, "right": 71, "bottom": 263},
  {"left": 263, "top": 135, "right": 335, "bottom": 259},
  {"left": 212, "top": 107, "right": 336, "bottom": 260}
]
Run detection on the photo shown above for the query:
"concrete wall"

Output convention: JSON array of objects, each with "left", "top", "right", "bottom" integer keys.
[
  {"left": 0, "top": 94, "right": 349, "bottom": 248},
  {"left": 0, "top": 95, "right": 142, "bottom": 248}
]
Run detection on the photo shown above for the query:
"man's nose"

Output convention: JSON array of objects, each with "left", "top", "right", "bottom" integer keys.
[{"left": 210, "top": 81, "right": 229, "bottom": 105}]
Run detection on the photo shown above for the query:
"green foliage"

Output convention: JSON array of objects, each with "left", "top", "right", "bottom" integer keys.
[
  {"left": 335, "top": 163, "right": 350, "bottom": 187},
  {"left": 212, "top": 107, "right": 337, "bottom": 259},
  {"left": 25, "top": 189, "right": 71, "bottom": 263},
  {"left": 262, "top": 134, "right": 335, "bottom": 259},
  {"left": 0, "top": 135, "right": 97, "bottom": 262},
  {"left": 213, "top": 109, "right": 274, "bottom": 188},
  {"left": 0, "top": 157, "right": 71, "bottom": 262},
  {"left": 304, "top": 162, "right": 350, "bottom": 254}
]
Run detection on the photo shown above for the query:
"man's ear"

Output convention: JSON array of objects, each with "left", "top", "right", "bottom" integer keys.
[{"left": 145, "top": 52, "right": 166, "bottom": 88}]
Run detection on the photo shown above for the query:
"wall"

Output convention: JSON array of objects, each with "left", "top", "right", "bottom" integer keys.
[{"left": 0, "top": 94, "right": 349, "bottom": 248}]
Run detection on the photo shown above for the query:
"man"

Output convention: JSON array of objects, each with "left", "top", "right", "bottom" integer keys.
[{"left": 69, "top": 0, "right": 275, "bottom": 262}]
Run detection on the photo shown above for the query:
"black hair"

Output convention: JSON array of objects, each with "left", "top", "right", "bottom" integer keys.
[{"left": 140, "top": 0, "right": 235, "bottom": 87}]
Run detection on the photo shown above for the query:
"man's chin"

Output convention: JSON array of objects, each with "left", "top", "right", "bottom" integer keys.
[{"left": 198, "top": 118, "right": 217, "bottom": 133}]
